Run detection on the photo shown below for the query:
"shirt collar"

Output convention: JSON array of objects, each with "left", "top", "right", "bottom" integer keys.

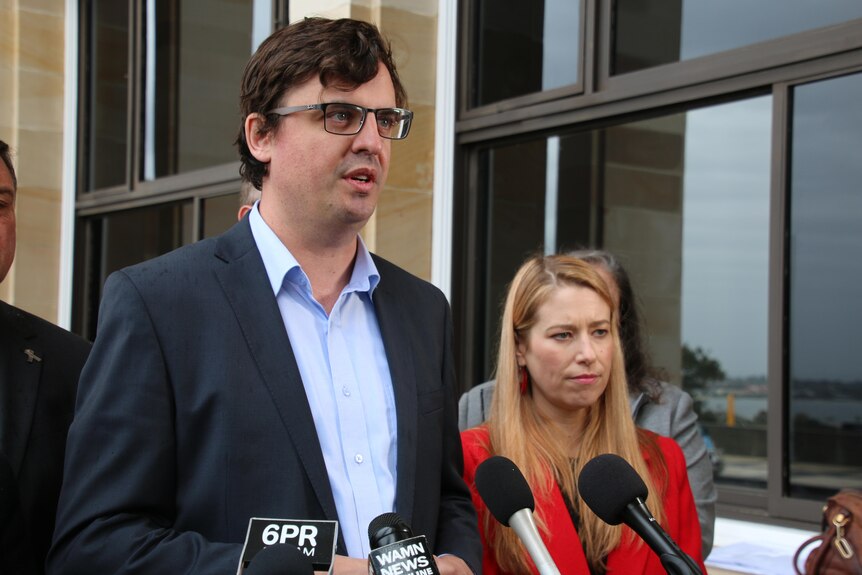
[
  {"left": 347, "top": 236, "right": 381, "bottom": 297},
  {"left": 249, "top": 202, "right": 380, "bottom": 298}
]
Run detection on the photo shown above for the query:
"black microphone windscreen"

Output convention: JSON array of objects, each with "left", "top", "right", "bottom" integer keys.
[
  {"left": 475, "top": 455, "right": 534, "bottom": 527},
  {"left": 368, "top": 512, "right": 414, "bottom": 549},
  {"left": 578, "top": 453, "right": 648, "bottom": 525},
  {"left": 245, "top": 543, "right": 313, "bottom": 575}
]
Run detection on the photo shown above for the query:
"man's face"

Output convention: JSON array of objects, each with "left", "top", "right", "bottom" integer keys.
[
  {"left": 0, "top": 161, "right": 15, "bottom": 283},
  {"left": 257, "top": 63, "right": 396, "bottom": 236}
]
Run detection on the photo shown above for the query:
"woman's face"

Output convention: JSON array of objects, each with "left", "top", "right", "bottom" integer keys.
[{"left": 516, "top": 284, "right": 614, "bottom": 423}]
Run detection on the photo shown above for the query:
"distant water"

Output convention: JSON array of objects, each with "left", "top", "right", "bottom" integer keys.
[{"left": 700, "top": 395, "right": 862, "bottom": 426}]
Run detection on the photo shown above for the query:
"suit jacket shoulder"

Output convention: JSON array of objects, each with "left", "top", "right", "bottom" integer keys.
[
  {"left": 458, "top": 381, "right": 495, "bottom": 431},
  {"left": 634, "top": 382, "right": 716, "bottom": 557},
  {"left": 370, "top": 254, "right": 448, "bottom": 306},
  {"left": 0, "top": 301, "right": 91, "bottom": 360}
]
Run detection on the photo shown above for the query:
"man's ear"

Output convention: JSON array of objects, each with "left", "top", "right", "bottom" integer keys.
[{"left": 245, "top": 113, "right": 273, "bottom": 164}]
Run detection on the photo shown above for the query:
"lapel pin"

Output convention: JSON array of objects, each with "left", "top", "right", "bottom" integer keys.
[{"left": 24, "top": 349, "right": 42, "bottom": 364}]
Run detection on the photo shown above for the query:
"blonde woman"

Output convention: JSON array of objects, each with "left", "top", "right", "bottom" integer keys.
[{"left": 461, "top": 254, "right": 705, "bottom": 574}]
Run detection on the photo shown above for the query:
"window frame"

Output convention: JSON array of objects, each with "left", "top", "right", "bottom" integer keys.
[
  {"left": 71, "top": 0, "right": 287, "bottom": 337},
  {"left": 458, "top": 0, "right": 591, "bottom": 119},
  {"left": 75, "top": 0, "right": 285, "bottom": 209},
  {"left": 454, "top": 0, "right": 862, "bottom": 529}
]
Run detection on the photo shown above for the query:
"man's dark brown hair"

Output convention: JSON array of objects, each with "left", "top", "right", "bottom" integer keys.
[
  {"left": 0, "top": 139, "right": 17, "bottom": 191},
  {"left": 235, "top": 18, "right": 407, "bottom": 191}
]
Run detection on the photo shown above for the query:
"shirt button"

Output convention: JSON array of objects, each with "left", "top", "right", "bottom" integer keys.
[
  {"left": 342, "top": 387, "right": 351, "bottom": 397},
  {"left": 355, "top": 454, "right": 364, "bottom": 464}
]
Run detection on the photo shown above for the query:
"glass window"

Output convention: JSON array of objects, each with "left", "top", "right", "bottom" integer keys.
[
  {"left": 788, "top": 72, "right": 862, "bottom": 499},
  {"left": 102, "top": 202, "right": 193, "bottom": 271},
  {"left": 612, "top": 0, "right": 862, "bottom": 76},
  {"left": 478, "top": 97, "right": 772, "bottom": 486},
  {"left": 677, "top": 98, "right": 771, "bottom": 488},
  {"left": 202, "top": 192, "right": 241, "bottom": 238},
  {"left": 82, "top": 1, "right": 129, "bottom": 191},
  {"left": 141, "top": 0, "right": 253, "bottom": 180},
  {"left": 470, "top": 0, "right": 581, "bottom": 107},
  {"left": 476, "top": 135, "right": 593, "bottom": 373},
  {"left": 73, "top": 202, "right": 193, "bottom": 338}
]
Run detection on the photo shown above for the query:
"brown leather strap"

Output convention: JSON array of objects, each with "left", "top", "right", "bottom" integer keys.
[{"left": 794, "top": 533, "right": 827, "bottom": 575}]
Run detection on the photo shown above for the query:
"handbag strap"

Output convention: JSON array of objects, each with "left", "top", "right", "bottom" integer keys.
[{"left": 794, "top": 533, "right": 828, "bottom": 575}]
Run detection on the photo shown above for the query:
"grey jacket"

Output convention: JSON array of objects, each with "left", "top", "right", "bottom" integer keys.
[{"left": 458, "top": 379, "right": 716, "bottom": 558}]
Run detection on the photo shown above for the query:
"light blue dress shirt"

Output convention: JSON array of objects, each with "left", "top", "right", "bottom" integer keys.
[{"left": 249, "top": 204, "right": 398, "bottom": 558}]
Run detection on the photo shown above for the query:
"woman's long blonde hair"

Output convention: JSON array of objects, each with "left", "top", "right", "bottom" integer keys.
[{"left": 483, "top": 254, "right": 665, "bottom": 573}]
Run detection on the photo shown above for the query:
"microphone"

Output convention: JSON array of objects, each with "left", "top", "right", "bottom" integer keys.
[
  {"left": 578, "top": 453, "right": 703, "bottom": 575},
  {"left": 474, "top": 456, "right": 561, "bottom": 575},
  {"left": 367, "top": 512, "right": 440, "bottom": 575},
  {"left": 244, "top": 543, "right": 314, "bottom": 575},
  {"left": 369, "top": 512, "right": 414, "bottom": 549}
]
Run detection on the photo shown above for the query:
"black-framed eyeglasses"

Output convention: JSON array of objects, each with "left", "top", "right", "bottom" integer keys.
[{"left": 266, "top": 103, "right": 413, "bottom": 140}]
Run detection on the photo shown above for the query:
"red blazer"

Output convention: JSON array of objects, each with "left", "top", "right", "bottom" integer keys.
[{"left": 461, "top": 427, "right": 706, "bottom": 575}]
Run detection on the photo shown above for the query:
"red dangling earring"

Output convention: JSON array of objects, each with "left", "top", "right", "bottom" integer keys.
[{"left": 519, "top": 366, "right": 529, "bottom": 395}]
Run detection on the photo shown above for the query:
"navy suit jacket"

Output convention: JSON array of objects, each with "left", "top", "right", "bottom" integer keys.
[
  {"left": 0, "top": 301, "right": 91, "bottom": 574},
  {"left": 48, "top": 219, "right": 480, "bottom": 574}
]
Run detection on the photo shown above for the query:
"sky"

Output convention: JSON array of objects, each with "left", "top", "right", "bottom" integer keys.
[
  {"left": 679, "top": 0, "right": 862, "bottom": 61},
  {"left": 680, "top": 97, "right": 771, "bottom": 379},
  {"left": 679, "top": 75, "right": 862, "bottom": 382}
]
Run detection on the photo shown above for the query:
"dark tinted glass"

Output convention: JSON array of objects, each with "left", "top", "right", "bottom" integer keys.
[
  {"left": 203, "top": 192, "right": 241, "bottom": 238},
  {"left": 479, "top": 140, "right": 552, "bottom": 373},
  {"left": 73, "top": 201, "right": 193, "bottom": 339},
  {"left": 612, "top": 0, "right": 862, "bottom": 75},
  {"left": 83, "top": 1, "right": 129, "bottom": 191},
  {"left": 788, "top": 72, "right": 862, "bottom": 498},
  {"left": 141, "top": 0, "right": 252, "bottom": 179},
  {"left": 471, "top": 0, "right": 581, "bottom": 107}
]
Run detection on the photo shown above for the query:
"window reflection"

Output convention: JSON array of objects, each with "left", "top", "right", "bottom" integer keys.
[
  {"left": 73, "top": 202, "right": 193, "bottom": 339},
  {"left": 478, "top": 134, "right": 595, "bottom": 374},
  {"left": 202, "top": 192, "right": 241, "bottom": 238},
  {"left": 83, "top": 1, "right": 129, "bottom": 191},
  {"left": 141, "top": 0, "right": 252, "bottom": 179},
  {"left": 677, "top": 98, "right": 771, "bottom": 488},
  {"left": 480, "top": 97, "right": 772, "bottom": 486},
  {"left": 788, "top": 72, "right": 862, "bottom": 498},
  {"left": 102, "top": 202, "right": 193, "bottom": 272},
  {"left": 471, "top": 0, "right": 581, "bottom": 107},
  {"left": 612, "top": 0, "right": 862, "bottom": 75}
]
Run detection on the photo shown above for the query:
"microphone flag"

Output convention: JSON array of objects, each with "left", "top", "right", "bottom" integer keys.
[
  {"left": 237, "top": 517, "right": 338, "bottom": 574},
  {"left": 367, "top": 535, "right": 440, "bottom": 575}
]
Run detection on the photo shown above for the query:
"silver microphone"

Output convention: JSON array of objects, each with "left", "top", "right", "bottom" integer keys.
[{"left": 475, "top": 456, "right": 561, "bottom": 575}]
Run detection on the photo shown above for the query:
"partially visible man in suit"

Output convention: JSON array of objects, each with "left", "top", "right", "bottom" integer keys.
[
  {"left": 49, "top": 18, "right": 479, "bottom": 575},
  {"left": 0, "top": 139, "right": 91, "bottom": 574}
]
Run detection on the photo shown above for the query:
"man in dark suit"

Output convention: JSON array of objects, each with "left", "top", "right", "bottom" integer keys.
[
  {"left": 48, "top": 18, "right": 479, "bottom": 575},
  {"left": 0, "top": 139, "right": 91, "bottom": 574}
]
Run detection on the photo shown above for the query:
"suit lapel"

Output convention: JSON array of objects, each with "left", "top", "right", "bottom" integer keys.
[
  {"left": 371, "top": 270, "right": 418, "bottom": 524},
  {"left": 0, "top": 301, "right": 43, "bottom": 475},
  {"left": 211, "top": 222, "right": 339, "bottom": 524}
]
